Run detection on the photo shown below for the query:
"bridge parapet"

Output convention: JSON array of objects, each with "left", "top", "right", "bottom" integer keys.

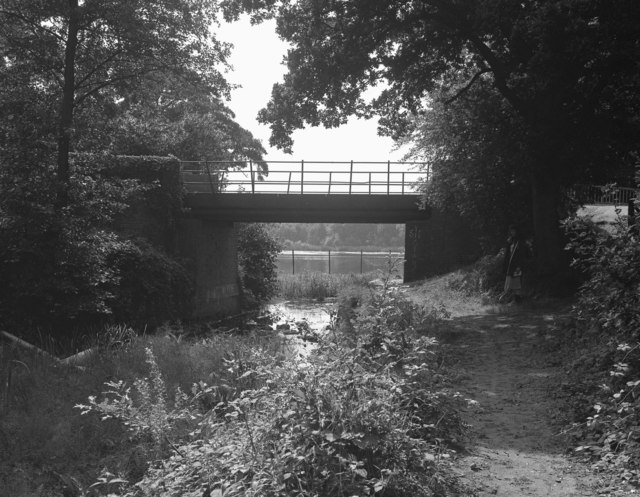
[{"left": 180, "top": 160, "right": 430, "bottom": 195}]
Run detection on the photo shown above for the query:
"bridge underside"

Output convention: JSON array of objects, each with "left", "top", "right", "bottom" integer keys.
[{"left": 185, "top": 194, "right": 431, "bottom": 223}]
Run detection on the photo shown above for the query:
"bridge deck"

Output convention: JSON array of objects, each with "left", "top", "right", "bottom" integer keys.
[
  {"left": 181, "top": 161, "right": 431, "bottom": 223},
  {"left": 185, "top": 193, "right": 430, "bottom": 223},
  {"left": 179, "top": 161, "right": 637, "bottom": 223}
]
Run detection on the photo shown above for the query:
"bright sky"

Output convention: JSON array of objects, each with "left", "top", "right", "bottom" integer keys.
[{"left": 217, "top": 17, "right": 406, "bottom": 163}]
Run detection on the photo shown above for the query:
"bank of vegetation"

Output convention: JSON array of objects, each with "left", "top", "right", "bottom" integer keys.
[
  {"left": 1, "top": 279, "right": 467, "bottom": 497},
  {"left": 557, "top": 208, "right": 640, "bottom": 487}
]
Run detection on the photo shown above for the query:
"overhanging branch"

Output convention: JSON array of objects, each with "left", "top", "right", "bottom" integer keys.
[{"left": 444, "top": 68, "right": 490, "bottom": 104}]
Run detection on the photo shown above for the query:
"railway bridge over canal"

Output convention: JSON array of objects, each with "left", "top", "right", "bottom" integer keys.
[{"left": 176, "top": 160, "right": 480, "bottom": 316}]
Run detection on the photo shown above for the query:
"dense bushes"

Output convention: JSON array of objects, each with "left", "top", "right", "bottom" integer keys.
[
  {"left": 0, "top": 155, "right": 192, "bottom": 335},
  {"left": 565, "top": 216, "right": 640, "bottom": 339},
  {"left": 78, "top": 285, "right": 465, "bottom": 496},
  {"left": 563, "top": 211, "right": 640, "bottom": 484}
]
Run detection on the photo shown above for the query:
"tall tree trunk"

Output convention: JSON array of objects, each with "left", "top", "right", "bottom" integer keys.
[
  {"left": 530, "top": 167, "right": 568, "bottom": 279},
  {"left": 55, "top": 0, "right": 80, "bottom": 209}
]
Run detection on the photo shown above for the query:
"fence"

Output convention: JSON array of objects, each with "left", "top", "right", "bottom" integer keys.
[
  {"left": 569, "top": 185, "right": 638, "bottom": 205},
  {"left": 277, "top": 250, "right": 405, "bottom": 275},
  {"left": 180, "top": 160, "right": 430, "bottom": 195}
]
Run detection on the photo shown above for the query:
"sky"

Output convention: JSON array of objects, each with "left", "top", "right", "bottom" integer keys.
[{"left": 216, "top": 17, "right": 406, "bottom": 163}]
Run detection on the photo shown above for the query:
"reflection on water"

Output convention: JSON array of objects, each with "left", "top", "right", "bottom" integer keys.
[
  {"left": 277, "top": 250, "right": 404, "bottom": 275},
  {"left": 269, "top": 299, "right": 334, "bottom": 332},
  {"left": 268, "top": 299, "right": 335, "bottom": 357}
]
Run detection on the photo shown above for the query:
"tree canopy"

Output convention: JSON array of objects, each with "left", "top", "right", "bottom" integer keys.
[
  {"left": 226, "top": 0, "right": 640, "bottom": 273},
  {"left": 1, "top": 0, "right": 245, "bottom": 205},
  {"left": 0, "top": 0, "right": 270, "bottom": 331}
]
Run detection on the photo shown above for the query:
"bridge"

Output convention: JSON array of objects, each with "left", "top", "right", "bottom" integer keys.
[
  {"left": 180, "top": 160, "right": 432, "bottom": 223},
  {"left": 112, "top": 156, "right": 638, "bottom": 319},
  {"left": 171, "top": 159, "right": 483, "bottom": 315}
]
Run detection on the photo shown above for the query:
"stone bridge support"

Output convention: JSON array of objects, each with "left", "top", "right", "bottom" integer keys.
[
  {"left": 104, "top": 155, "right": 242, "bottom": 318},
  {"left": 404, "top": 209, "right": 481, "bottom": 282},
  {"left": 177, "top": 220, "right": 241, "bottom": 317}
]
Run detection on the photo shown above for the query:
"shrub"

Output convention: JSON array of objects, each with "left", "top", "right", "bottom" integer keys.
[
  {"left": 0, "top": 154, "right": 189, "bottom": 334},
  {"left": 237, "top": 224, "right": 282, "bottom": 308},
  {"left": 562, "top": 210, "right": 640, "bottom": 484},
  {"left": 81, "top": 285, "right": 465, "bottom": 496},
  {"left": 110, "top": 239, "right": 193, "bottom": 327},
  {"left": 564, "top": 215, "right": 640, "bottom": 340},
  {"left": 445, "top": 253, "right": 505, "bottom": 295}
]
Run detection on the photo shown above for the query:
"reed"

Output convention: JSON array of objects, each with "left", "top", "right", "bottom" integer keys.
[{"left": 277, "top": 271, "right": 372, "bottom": 299}]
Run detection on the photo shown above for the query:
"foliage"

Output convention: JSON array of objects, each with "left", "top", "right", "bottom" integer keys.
[
  {"left": 76, "top": 286, "right": 465, "bottom": 497},
  {"left": 105, "top": 77, "right": 266, "bottom": 165},
  {"left": 237, "top": 224, "right": 283, "bottom": 308},
  {"left": 444, "top": 254, "right": 506, "bottom": 296},
  {"left": 0, "top": 154, "right": 192, "bottom": 332},
  {"left": 0, "top": 330, "right": 287, "bottom": 496},
  {"left": 564, "top": 214, "right": 640, "bottom": 339},
  {"left": 0, "top": 0, "right": 232, "bottom": 200},
  {"left": 109, "top": 240, "right": 194, "bottom": 328},
  {"left": 398, "top": 83, "right": 532, "bottom": 252},
  {"left": 226, "top": 0, "right": 640, "bottom": 273},
  {"left": 0, "top": 0, "right": 266, "bottom": 332},
  {"left": 561, "top": 207, "right": 640, "bottom": 483},
  {"left": 77, "top": 348, "right": 191, "bottom": 457}
]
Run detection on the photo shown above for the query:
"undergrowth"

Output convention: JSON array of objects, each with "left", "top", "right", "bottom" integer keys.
[
  {"left": 444, "top": 253, "right": 505, "bottom": 296},
  {"left": 561, "top": 211, "right": 640, "bottom": 488},
  {"left": 71, "top": 283, "right": 465, "bottom": 496},
  {"left": 0, "top": 330, "right": 286, "bottom": 496}
]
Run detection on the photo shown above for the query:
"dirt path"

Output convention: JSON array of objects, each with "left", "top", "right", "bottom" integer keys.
[{"left": 437, "top": 306, "right": 601, "bottom": 497}]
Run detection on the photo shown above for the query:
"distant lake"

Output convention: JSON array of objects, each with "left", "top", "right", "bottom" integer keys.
[{"left": 277, "top": 250, "right": 404, "bottom": 275}]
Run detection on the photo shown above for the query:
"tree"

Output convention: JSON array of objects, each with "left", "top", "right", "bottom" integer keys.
[
  {"left": 0, "top": 1, "right": 269, "bottom": 331},
  {"left": 101, "top": 73, "right": 267, "bottom": 165},
  {"left": 1, "top": 0, "right": 230, "bottom": 207},
  {"left": 225, "top": 0, "right": 640, "bottom": 274},
  {"left": 398, "top": 80, "right": 532, "bottom": 252}
]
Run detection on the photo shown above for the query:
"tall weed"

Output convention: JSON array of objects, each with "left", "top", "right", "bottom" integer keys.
[
  {"left": 278, "top": 271, "right": 372, "bottom": 300},
  {"left": 82, "top": 285, "right": 465, "bottom": 496},
  {"left": 562, "top": 212, "right": 640, "bottom": 484}
]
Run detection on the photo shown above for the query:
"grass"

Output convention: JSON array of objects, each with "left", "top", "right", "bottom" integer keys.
[
  {"left": 277, "top": 271, "right": 374, "bottom": 300},
  {"left": 0, "top": 330, "right": 287, "bottom": 496},
  {"left": 1, "top": 268, "right": 465, "bottom": 496}
]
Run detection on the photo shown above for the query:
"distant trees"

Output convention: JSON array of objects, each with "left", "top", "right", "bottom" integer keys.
[
  {"left": 272, "top": 223, "right": 405, "bottom": 250},
  {"left": 227, "top": 0, "right": 640, "bottom": 275}
]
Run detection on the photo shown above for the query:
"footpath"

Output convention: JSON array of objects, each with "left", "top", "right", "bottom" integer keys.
[
  {"left": 403, "top": 274, "right": 632, "bottom": 496},
  {"left": 439, "top": 307, "right": 603, "bottom": 496}
]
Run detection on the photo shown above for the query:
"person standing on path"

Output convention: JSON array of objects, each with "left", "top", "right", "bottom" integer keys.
[{"left": 501, "top": 224, "right": 529, "bottom": 303}]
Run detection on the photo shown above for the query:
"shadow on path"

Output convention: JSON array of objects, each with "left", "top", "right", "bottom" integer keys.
[{"left": 438, "top": 307, "right": 599, "bottom": 496}]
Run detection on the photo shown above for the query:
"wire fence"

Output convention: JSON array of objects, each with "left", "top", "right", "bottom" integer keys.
[{"left": 277, "top": 250, "right": 405, "bottom": 275}]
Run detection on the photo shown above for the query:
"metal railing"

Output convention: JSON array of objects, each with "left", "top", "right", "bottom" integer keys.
[
  {"left": 569, "top": 185, "right": 638, "bottom": 206},
  {"left": 180, "top": 160, "right": 430, "bottom": 195}
]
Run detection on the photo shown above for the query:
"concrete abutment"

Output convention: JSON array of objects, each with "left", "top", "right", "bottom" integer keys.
[
  {"left": 177, "top": 219, "right": 241, "bottom": 317},
  {"left": 404, "top": 210, "right": 481, "bottom": 283}
]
